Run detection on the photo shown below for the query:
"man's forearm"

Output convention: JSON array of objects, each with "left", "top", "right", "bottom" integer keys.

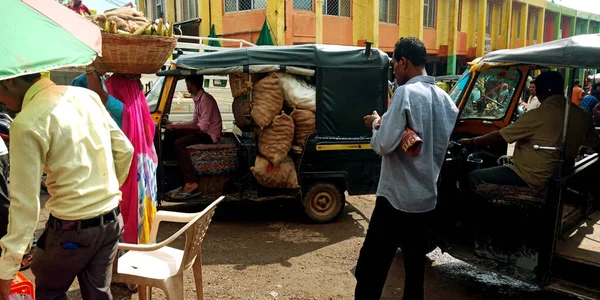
[
  {"left": 473, "top": 131, "right": 505, "bottom": 147},
  {"left": 171, "top": 124, "right": 200, "bottom": 131}
]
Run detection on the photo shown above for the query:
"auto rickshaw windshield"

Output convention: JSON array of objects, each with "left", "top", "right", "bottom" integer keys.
[{"left": 453, "top": 66, "right": 522, "bottom": 121}]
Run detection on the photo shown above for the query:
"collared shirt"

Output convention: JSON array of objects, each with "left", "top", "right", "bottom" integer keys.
[
  {"left": 371, "top": 76, "right": 458, "bottom": 212},
  {"left": 68, "top": 4, "right": 91, "bottom": 15},
  {"left": 0, "top": 79, "right": 134, "bottom": 280},
  {"left": 174, "top": 89, "right": 222, "bottom": 143},
  {"left": 71, "top": 74, "right": 124, "bottom": 128},
  {"left": 500, "top": 95, "right": 600, "bottom": 188},
  {"left": 526, "top": 95, "right": 541, "bottom": 111},
  {"left": 580, "top": 95, "right": 598, "bottom": 113}
]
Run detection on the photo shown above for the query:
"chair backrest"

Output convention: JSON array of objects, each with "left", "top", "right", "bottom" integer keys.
[{"left": 178, "top": 196, "right": 224, "bottom": 273}]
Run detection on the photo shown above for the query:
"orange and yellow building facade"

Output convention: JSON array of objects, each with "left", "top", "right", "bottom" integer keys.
[{"left": 136, "top": 0, "right": 600, "bottom": 76}]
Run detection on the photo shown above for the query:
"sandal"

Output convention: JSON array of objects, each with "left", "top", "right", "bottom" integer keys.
[{"left": 165, "top": 187, "right": 200, "bottom": 201}]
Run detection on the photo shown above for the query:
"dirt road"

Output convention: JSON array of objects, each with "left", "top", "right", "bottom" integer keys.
[{"left": 22, "top": 194, "right": 578, "bottom": 299}]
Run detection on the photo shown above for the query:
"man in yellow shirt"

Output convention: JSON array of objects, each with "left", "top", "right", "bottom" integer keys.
[{"left": 0, "top": 74, "right": 134, "bottom": 300}]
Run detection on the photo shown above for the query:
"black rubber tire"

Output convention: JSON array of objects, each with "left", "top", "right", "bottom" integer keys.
[{"left": 302, "top": 183, "right": 345, "bottom": 223}]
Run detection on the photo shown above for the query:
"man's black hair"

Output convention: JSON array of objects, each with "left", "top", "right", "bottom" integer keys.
[
  {"left": 185, "top": 75, "right": 204, "bottom": 89},
  {"left": 535, "top": 71, "right": 564, "bottom": 96},
  {"left": 574, "top": 79, "right": 580, "bottom": 86},
  {"left": 592, "top": 89, "right": 600, "bottom": 99},
  {"left": 20, "top": 73, "right": 41, "bottom": 83},
  {"left": 530, "top": 79, "right": 535, "bottom": 85},
  {"left": 393, "top": 37, "right": 427, "bottom": 67}
]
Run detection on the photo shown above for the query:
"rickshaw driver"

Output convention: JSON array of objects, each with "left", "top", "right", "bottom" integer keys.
[
  {"left": 165, "top": 75, "right": 223, "bottom": 199},
  {"left": 461, "top": 71, "right": 600, "bottom": 189}
]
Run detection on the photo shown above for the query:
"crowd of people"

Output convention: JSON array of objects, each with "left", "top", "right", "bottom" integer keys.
[
  {"left": 0, "top": 70, "right": 214, "bottom": 298},
  {"left": 0, "top": 6, "right": 599, "bottom": 296}
]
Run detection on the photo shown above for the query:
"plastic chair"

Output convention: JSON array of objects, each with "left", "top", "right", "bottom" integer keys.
[{"left": 111, "top": 196, "right": 225, "bottom": 300}]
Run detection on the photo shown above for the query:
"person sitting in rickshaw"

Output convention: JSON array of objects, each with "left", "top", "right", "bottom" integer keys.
[
  {"left": 165, "top": 75, "right": 223, "bottom": 200},
  {"left": 461, "top": 71, "right": 600, "bottom": 189}
]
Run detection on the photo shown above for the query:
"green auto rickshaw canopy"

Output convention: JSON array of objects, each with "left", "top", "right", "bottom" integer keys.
[{"left": 159, "top": 44, "right": 391, "bottom": 138}]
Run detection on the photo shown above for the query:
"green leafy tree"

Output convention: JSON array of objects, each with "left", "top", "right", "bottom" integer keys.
[{"left": 58, "top": 0, "right": 70, "bottom": 6}]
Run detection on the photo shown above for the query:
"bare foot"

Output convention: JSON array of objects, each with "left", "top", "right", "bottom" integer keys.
[{"left": 183, "top": 182, "right": 199, "bottom": 194}]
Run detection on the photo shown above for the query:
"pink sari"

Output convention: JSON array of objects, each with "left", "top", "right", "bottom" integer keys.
[{"left": 106, "top": 75, "right": 158, "bottom": 244}]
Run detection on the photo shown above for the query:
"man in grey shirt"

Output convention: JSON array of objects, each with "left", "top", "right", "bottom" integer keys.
[{"left": 355, "top": 37, "right": 458, "bottom": 300}]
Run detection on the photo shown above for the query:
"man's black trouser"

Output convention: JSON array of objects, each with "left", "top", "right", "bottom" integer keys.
[
  {"left": 355, "top": 197, "right": 433, "bottom": 300},
  {"left": 0, "top": 154, "right": 10, "bottom": 253},
  {"left": 468, "top": 165, "right": 527, "bottom": 188}
]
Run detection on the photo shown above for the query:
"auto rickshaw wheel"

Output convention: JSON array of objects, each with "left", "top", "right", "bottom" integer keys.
[{"left": 303, "top": 183, "right": 345, "bottom": 223}]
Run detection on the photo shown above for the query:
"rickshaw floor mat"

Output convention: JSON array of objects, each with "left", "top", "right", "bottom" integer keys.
[
  {"left": 186, "top": 136, "right": 238, "bottom": 175},
  {"left": 555, "top": 211, "right": 600, "bottom": 267}
]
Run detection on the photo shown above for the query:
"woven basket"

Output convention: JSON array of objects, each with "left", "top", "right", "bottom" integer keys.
[{"left": 92, "top": 33, "right": 177, "bottom": 74}]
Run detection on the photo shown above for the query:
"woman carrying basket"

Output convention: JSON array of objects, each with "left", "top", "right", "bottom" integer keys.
[{"left": 72, "top": 72, "right": 158, "bottom": 245}]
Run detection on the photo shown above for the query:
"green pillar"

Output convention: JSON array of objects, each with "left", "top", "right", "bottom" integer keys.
[
  {"left": 554, "top": 12, "right": 561, "bottom": 39},
  {"left": 570, "top": 17, "right": 576, "bottom": 36},
  {"left": 447, "top": 55, "right": 457, "bottom": 75},
  {"left": 586, "top": 18, "right": 590, "bottom": 34}
]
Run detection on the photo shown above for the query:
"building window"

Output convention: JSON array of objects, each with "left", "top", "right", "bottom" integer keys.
[
  {"left": 146, "top": 0, "right": 164, "bottom": 19},
  {"left": 182, "top": 0, "right": 198, "bottom": 20},
  {"left": 423, "top": 0, "right": 436, "bottom": 28},
  {"left": 516, "top": 10, "right": 521, "bottom": 38},
  {"left": 498, "top": 5, "right": 502, "bottom": 36},
  {"left": 458, "top": 0, "right": 462, "bottom": 31},
  {"left": 224, "top": 0, "right": 266, "bottom": 13},
  {"left": 323, "top": 0, "right": 351, "bottom": 18},
  {"left": 294, "top": 0, "right": 313, "bottom": 11},
  {"left": 485, "top": 2, "right": 492, "bottom": 35},
  {"left": 379, "top": 0, "right": 398, "bottom": 24}
]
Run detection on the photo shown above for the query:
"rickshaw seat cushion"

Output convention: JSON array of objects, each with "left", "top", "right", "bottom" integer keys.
[
  {"left": 474, "top": 183, "right": 546, "bottom": 205},
  {"left": 186, "top": 136, "right": 238, "bottom": 175}
]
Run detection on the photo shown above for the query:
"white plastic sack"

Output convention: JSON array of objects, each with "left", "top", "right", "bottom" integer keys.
[{"left": 278, "top": 72, "right": 316, "bottom": 112}]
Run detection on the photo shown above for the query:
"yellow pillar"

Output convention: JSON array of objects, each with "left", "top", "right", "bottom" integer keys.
[
  {"left": 519, "top": 3, "right": 528, "bottom": 47},
  {"left": 447, "top": 0, "right": 460, "bottom": 75},
  {"left": 398, "top": 0, "right": 424, "bottom": 40},
  {"left": 476, "top": 0, "right": 487, "bottom": 57},
  {"left": 165, "top": 0, "right": 175, "bottom": 24},
  {"left": 353, "top": 0, "right": 379, "bottom": 46},
  {"left": 137, "top": 0, "right": 145, "bottom": 17},
  {"left": 501, "top": 0, "right": 512, "bottom": 49},
  {"left": 466, "top": 0, "right": 477, "bottom": 49},
  {"left": 491, "top": 2, "right": 500, "bottom": 51},
  {"left": 510, "top": 7, "right": 518, "bottom": 48},
  {"left": 316, "top": 0, "right": 323, "bottom": 44},
  {"left": 436, "top": 0, "right": 449, "bottom": 49},
  {"left": 537, "top": 8, "right": 545, "bottom": 44},
  {"left": 199, "top": 0, "right": 210, "bottom": 39},
  {"left": 266, "top": 0, "right": 285, "bottom": 46}
]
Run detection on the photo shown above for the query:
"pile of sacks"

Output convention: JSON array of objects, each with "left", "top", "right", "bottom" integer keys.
[{"left": 229, "top": 72, "right": 317, "bottom": 189}]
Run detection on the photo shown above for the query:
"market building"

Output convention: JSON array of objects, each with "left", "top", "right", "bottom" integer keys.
[{"left": 134, "top": 0, "right": 600, "bottom": 76}]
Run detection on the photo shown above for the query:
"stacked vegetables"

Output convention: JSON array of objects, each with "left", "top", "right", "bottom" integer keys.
[{"left": 86, "top": 7, "right": 174, "bottom": 37}]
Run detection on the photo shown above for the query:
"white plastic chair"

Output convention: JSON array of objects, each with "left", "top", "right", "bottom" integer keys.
[{"left": 111, "top": 196, "right": 225, "bottom": 300}]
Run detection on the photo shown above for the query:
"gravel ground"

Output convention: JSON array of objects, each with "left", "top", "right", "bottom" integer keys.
[{"left": 21, "top": 194, "right": 581, "bottom": 300}]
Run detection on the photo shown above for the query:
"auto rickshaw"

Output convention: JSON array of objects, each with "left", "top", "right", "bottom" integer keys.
[
  {"left": 438, "top": 33, "right": 600, "bottom": 298},
  {"left": 146, "top": 44, "right": 389, "bottom": 223}
]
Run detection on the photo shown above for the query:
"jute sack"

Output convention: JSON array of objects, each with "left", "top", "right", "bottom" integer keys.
[
  {"left": 278, "top": 72, "right": 316, "bottom": 112},
  {"left": 232, "top": 94, "right": 251, "bottom": 128},
  {"left": 251, "top": 73, "right": 284, "bottom": 128},
  {"left": 251, "top": 154, "right": 299, "bottom": 189},
  {"left": 229, "top": 73, "right": 251, "bottom": 97},
  {"left": 258, "top": 112, "right": 294, "bottom": 165},
  {"left": 290, "top": 108, "right": 316, "bottom": 148}
]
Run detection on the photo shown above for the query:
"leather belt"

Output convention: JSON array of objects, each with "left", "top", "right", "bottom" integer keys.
[{"left": 48, "top": 207, "right": 120, "bottom": 230}]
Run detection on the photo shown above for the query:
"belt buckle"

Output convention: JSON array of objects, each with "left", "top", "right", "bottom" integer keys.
[{"left": 99, "top": 214, "right": 105, "bottom": 228}]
